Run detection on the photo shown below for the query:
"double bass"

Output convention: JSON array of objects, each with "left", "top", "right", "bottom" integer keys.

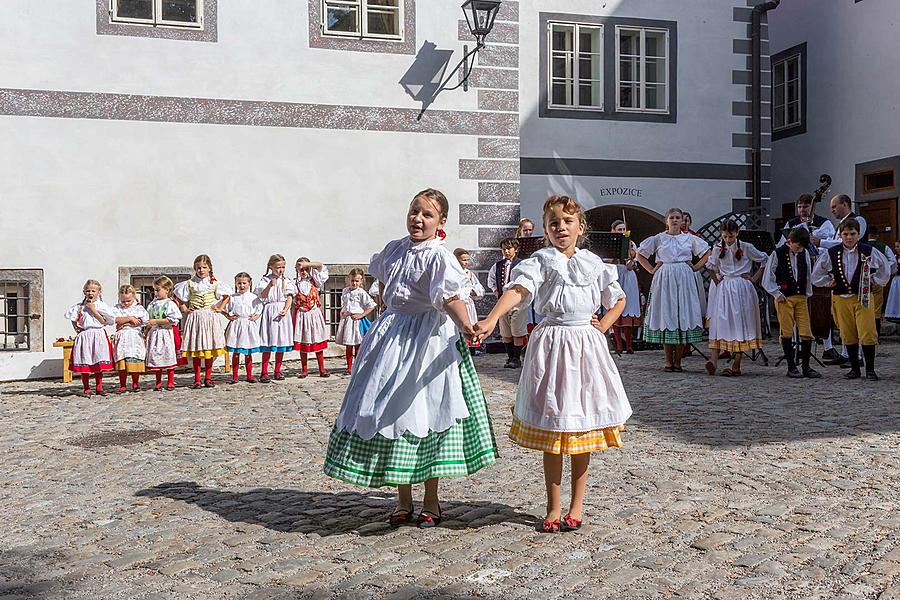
[{"left": 807, "top": 174, "right": 834, "bottom": 340}]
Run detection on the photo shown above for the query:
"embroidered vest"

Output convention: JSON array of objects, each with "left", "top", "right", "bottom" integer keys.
[
  {"left": 295, "top": 284, "right": 321, "bottom": 312},
  {"left": 828, "top": 243, "right": 873, "bottom": 295},
  {"left": 774, "top": 245, "right": 807, "bottom": 296},
  {"left": 493, "top": 257, "right": 521, "bottom": 291},
  {"left": 188, "top": 280, "right": 218, "bottom": 310}
]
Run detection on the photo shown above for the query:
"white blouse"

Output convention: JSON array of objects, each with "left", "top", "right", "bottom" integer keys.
[
  {"left": 227, "top": 292, "right": 263, "bottom": 318},
  {"left": 113, "top": 302, "right": 149, "bottom": 329},
  {"left": 465, "top": 270, "right": 485, "bottom": 299},
  {"left": 254, "top": 275, "right": 298, "bottom": 303},
  {"left": 371, "top": 237, "right": 468, "bottom": 313},
  {"left": 638, "top": 232, "right": 709, "bottom": 264},
  {"left": 707, "top": 241, "right": 768, "bottom": 278},
  {"left": 173, "top": 276, "right": 233, "bottom": 303},
  {"left": 507, "top": 247, "right": 626, "bottom": 321},
  {"left": 295, "top": 265, "right": 330, "bottom": 296},
  {"left": 146, "top": 298, "right": 182, "bottom": 324},
  {"left": 342, "top": 287, "right": 377, "bottom": 315},
  {"left": 64, "top": 300, "right": 116, "bottom": 329}
]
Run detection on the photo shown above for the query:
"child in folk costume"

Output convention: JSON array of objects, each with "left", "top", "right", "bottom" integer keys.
[
  {"left": 174, "top": 255, "right": 232, "bottom": 388},
  {"left": 703, "top": 220, "right": 768, "bottom": 377},
  {"left": 885, "top": 241, "right": 900, "bottom": 322},
  {"left": 516, "top": 218, "right": 535, "bottom": 238},
  {"left": 864, "top": 226, "right": 898, "bottom": 334},
  {"left": 488, "top": 238, "right": 527, "bottom": 368},
  {"left": 454, "top": 248, "right": 486, "bottom": 354},
  {"left": 255, "top": 255, "right": 296, "bottom": 382},
  {"left": 476, "top": 195, "right": 631, "bottom": 533},
  {"left": 335, "top": 268, "right": 377, "bottom": 373},
  {"left": 225, "top": 272, "right": 263, "bottom": 383},
  {"left": 761, "top": 227, "right": 821, "bottom": 378},
  {"left": 65, "top": 279, "right": 116, "bottom": 395},
  {"left": 112, "top": 284, "right": 149, "bottom": 392},
  {"left": 636, "top": 208, "right": 711, "bottom": 372},
  {"left": 293, "top": 257, "right": 331, "bottom": 378},
  {"left": 610, "top": 220, "right": 642, "bottom": 354},
  {"left": 145, "top": 277, "right": 184, "bottom": 391},
  {"left": 325, "top": 188, "right": 498, "bottom": 528},
  {"left": 812, "top": 218, "right": 892, "bottom": 380}
]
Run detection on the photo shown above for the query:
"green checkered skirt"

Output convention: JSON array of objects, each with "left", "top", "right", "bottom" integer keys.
[
  {"left": 324, "top": 338, "right": 498, "bottom": 488},
  {"left": 642, "top": 327, "right": 704, "bottom": 344}
]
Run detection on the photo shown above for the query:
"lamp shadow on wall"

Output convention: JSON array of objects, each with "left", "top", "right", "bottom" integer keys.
[{"left": 399, "top": 41, "right": 454, "bottom": 120}]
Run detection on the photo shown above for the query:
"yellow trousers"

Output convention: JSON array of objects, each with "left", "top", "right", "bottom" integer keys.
[
  {"left": 775, "top": 294, "right": 812, "bottom": 339},
  {"left": 831, "top": 295, "right": 878, "bottom": 346},
  {"left": 872, "top": 284, "right": 884, "bottom": 319}
]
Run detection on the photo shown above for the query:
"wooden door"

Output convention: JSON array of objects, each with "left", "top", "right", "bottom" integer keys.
[{"left": 859, "top": 197, "right": 898, "bottom": 247}]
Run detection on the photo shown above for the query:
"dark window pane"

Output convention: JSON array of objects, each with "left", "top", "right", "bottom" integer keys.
[
  {"left": 160, "top": 0, "right": 197, "bottom": 23},
  {"left": 774, "top": 107, "right": 786, "bottom": 129},
  {"left": 787, "top": 57, "right": 799, "bottom": 80},
  {"left": 787, "top": 101, "right": 800, "bottom": 125},
  {"left": 619, "top": 58, "right": 637, "bottom": 82},
  {"left": 579, "top": 82, "right": 601, "bottom": 107},
  {"left": 619, "top": 84, "right": 637, "bottom": 108},
  {"left": 552, "top": 56, "right": 568, "bottom": 79},
  {"left": 327, "top": 7, "right": 358, "bottom": 32},
  {"left": 579, "top": 31, "right": 594, "bottom": 53},
  {"left": 864, "top": 170, "right": 895, "bottom": 192},
  {"left": 367, "top": 9, "right": 398, "bottom": 35},
  {"left": 552, "top": 82, "right": 570, "bottom": 105},
  {"left": 116, "top": 0, "right": 152, "bottom": 20},
  {"left": 619, "top": 31, "right": 638, "bottom": 55}
]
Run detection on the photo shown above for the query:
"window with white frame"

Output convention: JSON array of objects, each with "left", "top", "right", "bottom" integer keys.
[
  {"left": 773, "top": 54, "right": 801, "bottom": 131},
  {"left": 323, "top": 0, "right": 403, "bottom": 40},
  {"left": 548, "top": 22, "right": 603, "bottom": 110},
  {"left": 616, "top": 26, "right": 668, "bottom": 113},
  {"left": 111, "top": 0, "right": 203, "bottom": 28}
]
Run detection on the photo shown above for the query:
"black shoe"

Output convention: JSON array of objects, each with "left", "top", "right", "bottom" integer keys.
[
  {"left": 803, "top": 369, "right": 822, "bottom": 379},
  {"left": 866, "top": 371, "right": 879, "bottom": 381},
  {"left": 844, "top": 370, "right": 861, "bottom": 380},
  {"left": 821, "top": 348, "right": 841, "bottom": 361},
  {"left": 503, "top": 360, "right": 514, "bottom": 369},
  {"left": 825, "top": 355, "right": 848, "bottom": 366},
  {"left": 787, "top": 368, "right": 803, "bottom": 379},
  {"left": 509, "top": 358, "right": 522, "bottom": 369}
]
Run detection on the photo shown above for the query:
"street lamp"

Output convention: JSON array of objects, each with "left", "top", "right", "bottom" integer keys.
[{"left": 456, "top": 0, "right": 502, "bottom": 92}]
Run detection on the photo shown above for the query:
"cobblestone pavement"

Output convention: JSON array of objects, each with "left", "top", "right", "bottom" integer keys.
[{"left": 1, "top": 339, "right": 898, "bottom": 600}]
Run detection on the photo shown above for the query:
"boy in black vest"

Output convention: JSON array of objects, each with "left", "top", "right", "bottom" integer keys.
[
  {"left": 487, "top": 238, "right": 527, "bottom": 368},
  {"left": 762, "top": 227, "right": 820, "bottom": 378},
  {"left": 812, "top": 218, "right": 891, "bottom": 380}
]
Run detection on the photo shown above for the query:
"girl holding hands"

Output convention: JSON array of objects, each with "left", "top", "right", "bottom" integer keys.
[{"left": 475, "top": 195, "right": 632, "bottom": 533}]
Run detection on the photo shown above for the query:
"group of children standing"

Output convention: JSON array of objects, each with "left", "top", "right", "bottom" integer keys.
[{"left": 66, "top": 254, "right": 377, "bottom": 394}]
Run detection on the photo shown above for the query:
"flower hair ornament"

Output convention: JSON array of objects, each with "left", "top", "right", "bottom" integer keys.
[
  {"left": 437, "top": 229, "right": 447, "bottom": 240},
  {"left": 719, "top": 239, "right": 743, "bottom": 260}
]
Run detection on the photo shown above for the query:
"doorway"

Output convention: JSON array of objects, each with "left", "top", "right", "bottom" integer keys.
[
  {"left": 584, "top": 204, "right": 666, "bottom": 291},
  {"left": 858, "top": 197, "right": 898, "bottom": 247}
]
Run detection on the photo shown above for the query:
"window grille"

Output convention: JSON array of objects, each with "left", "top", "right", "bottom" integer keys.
[
  {"left": 616, "top": 26, "right": 669, "bottom": 113},
  {"left": 131, "top": 274, "right": 191, "bottom": 308},
  {"left": 548, "top": 22, "right": 603, "bottom": 110},
  {"left": 1, "top": 281, "right": 30, "bottom": 351}
]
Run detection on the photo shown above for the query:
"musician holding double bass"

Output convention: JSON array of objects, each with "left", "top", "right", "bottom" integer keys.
[{"left": 778, "top": 193, "right": 835, "bottom": 251}]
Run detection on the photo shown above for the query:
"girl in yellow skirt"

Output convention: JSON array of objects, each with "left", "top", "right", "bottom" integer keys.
[
  {"left": 112, "top": 284, "right": 149, "bottom": 392},
  {"left": 174, "top": 254, "right": 232, "bottom": 388},
  {"left": 476, "top": 195, "right": 632, "bottom": 533}
]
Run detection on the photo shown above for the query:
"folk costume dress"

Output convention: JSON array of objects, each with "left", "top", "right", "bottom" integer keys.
[
  {"left": 335, "top": 287, "right": 377, "bottom": 346},
  {"left": 615, "top": 241, "right": 642, "bottom": 327},
  {"left": 506, "top": 247, "right": 632, "bottom": 455},
  {"left": 638, "top": 232, "right": 710, "bottom": 345},
  {"left": 462, "top": 269, "right": 485, "bottom": 345},
  {"left": 112, "top": 302, "right": 149, "bottom": 373},
  {"left": 254, "top": 276, "right": 297, "bottom": 354},
  {"left": 174, "top": 277, "right": 231, "bottom": 359},
  {"left": 293, "top": 267, "right": 330, "bottom": 353},
  {"left": 886, "top": 248, "right": 900, "bottom": 319},
  {"left": 706, "top": 240, "right": 768, "bottom": 353},
  {"left": 324, "top": 236, "right": 498, "bottom": 488},
  {"left": 145, "top": 298, "right": 183, "bottom": 370},
  {"left": 225, "top": 292, "right": 263, "bottom": 356},
  {"left": 64, "top": 300, "right": 116, "bottom": 374}
]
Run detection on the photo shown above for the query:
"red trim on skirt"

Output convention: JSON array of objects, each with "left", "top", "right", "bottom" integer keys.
[
  {"left": 173, "top": 325, "right": 188, "bottom": 366},
  {"left": 70, "top": 332, "right": 115, "bottom": 373},
  {"left": 294, "top": 340, "right": 328, "bottom": 353}
]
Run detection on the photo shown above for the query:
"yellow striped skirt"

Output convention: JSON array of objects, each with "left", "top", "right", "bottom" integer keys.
[{"left": 509, "top": 416, "right": 624, "bottom": 455}]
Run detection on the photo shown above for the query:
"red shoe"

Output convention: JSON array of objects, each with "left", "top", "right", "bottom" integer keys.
[
  {"left": 115, "top": 386, "right": 127, "bottom": 393},
  {"left": 228, "top": 377, "right": 239, "bottom": 385},
  {"left": 540, "top": 518, "right": 561, "bottom": 533},
  {"left": 561, "top": 514, "right": 582, "bottom": 532},
  {"left": 96, "top": 387, "right": 108, "bottom": 396},
  {"left": 154, "top": 382, "right": 163, "bottom": 391},
  {"left": 297, "top": 370, "right": 308, "bottom": 379},
  {"left": 204, "top": 379, "right": 216, "bottom": 387},
  {"left": 81, "top": 389, "right": 93, "bottom": 397},
  {"left": 130, "top": 384, "right": 140, "bottom": 392},
  {"left": 319, "top": 370, "right": 331, "bottom": 378},
  {"left": 190, "top": 381, "right": 203, "bottom": 389},
  {"left": 165, "top": 383, "right": 175, "bottom": 391}
]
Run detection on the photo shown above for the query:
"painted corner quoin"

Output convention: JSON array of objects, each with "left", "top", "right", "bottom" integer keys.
[{"left": 458, "top": 1, "right": 520, "bottom": 277}]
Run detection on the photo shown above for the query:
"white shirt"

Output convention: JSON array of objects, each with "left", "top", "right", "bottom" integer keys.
[
  {"left": 637, "top": 232, "right": 709, "bottom": 263},
  {"left": 341, "top": 287, "right": 377, "bottom": 315},
  {"left": 227, "top": 292, "right": 263, "bottom": 318},
  {"left": 811, "top": 244, "right": 891, "bottom": 293},
  {"left": 707, "top": 241, "right": 768, "bottom": 278},
  {"left": 173, "top": 276, "right": 233, "bottom": 303},
  {"left": 465, "top": 270, "right": 485, "bottom": 299},
  {"left": 295, "top": 265, "right": 329, "bottom": 296},
  {"left": 487, "top": 258, "right": 516, "bottom": 295},
  {"left": 762, "top": 250, "right": 813, "bottom": 297},
  {"left": 113, "top": 302, "right": 149, "bottom": 330},
  {"left": 820, "top": 214, "right": 868, "bottom": 249},
  {"left": 254, "top": 275, "right": 297, "bottom": 303},
  {"left": 507, "top": 247, "right": 626, "bottom": 319},
  {"left": 64, "top": 299, "right": 116, "bottom": 329},
  {"left": 368, "top": 279, "right": 381, "bottom": 298},
  {"left": 777, "top": 217, "right": 836, "bottom": 247}
]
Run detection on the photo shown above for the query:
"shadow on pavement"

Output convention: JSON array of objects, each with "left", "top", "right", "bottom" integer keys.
[{"left": 136, "top": 481, "right": 536, "bottom": 536}]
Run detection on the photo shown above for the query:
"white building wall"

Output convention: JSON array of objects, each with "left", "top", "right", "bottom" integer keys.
[{"left": 769, "top": 0, "right": 900, "bottom": 213}]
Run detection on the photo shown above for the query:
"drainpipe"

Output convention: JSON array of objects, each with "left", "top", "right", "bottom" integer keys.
[{"left": 750, "top": 0, "right": 780, "bottom": 211}]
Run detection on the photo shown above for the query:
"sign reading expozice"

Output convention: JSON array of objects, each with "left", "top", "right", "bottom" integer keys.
[{"left": 598, "top": 187, "right": 643, "bottom": 198}]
